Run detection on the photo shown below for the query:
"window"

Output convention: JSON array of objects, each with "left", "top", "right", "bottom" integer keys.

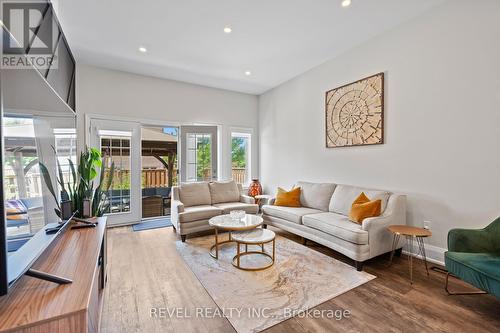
[
  {"left": 2, "top": 117, "right": 43, "bottom": 200},
  {"left": 186, "top": 133, "right": 212, "bottom": 182},
  {"left": 100, "top": 135, "right": 131, "bottom": 214},
  {"left": 231, "top": 132, "right": 251, "bottom": 185},
  {"left": 54, "top": 128, "right": 77, "bottom": 190}
]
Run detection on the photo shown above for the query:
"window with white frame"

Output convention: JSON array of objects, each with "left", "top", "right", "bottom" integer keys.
[
  {"left": 186, "top": 133, "right": 212, "bottom": 182},
  {"left": 54, "top": 128, "right": 77, "bottom": 190},
  {"left": 231, "top": 131, "right": 251, "bottom": 186},
  {"left": 99, "top": 133, "right": 132, "bottom": 214}
]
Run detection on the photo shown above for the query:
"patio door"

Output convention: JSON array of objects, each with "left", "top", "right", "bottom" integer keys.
[
  {"left": 89, "top": 118, "right": 141, "bottom": 226},
  {"left": 179, "top": 126, "right": 218, "bottom": 183}
]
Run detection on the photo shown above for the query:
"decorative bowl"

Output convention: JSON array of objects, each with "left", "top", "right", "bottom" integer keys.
[{"left": 230, "top": 210, "right": 246, "bottom": 220}]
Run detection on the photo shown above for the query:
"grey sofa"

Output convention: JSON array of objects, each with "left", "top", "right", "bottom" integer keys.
[
  {"left": 171, "top": 181, "right": 258, "bottom": 241},
  {"left": 262, "top": 181, "right": 406, "bottom": 270}
]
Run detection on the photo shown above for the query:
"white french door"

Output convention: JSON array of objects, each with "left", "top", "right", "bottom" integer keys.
[
  {"left": 89, "top": 118, "right": 141, "bottom": 226},
  {"left": 179, "top": 125, "right": 218, "bottom": 183}
]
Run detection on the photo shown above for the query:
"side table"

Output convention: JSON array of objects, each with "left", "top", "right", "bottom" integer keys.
[
  {"left": 254, "top": 194, "right": 273, "bottom": 213},
  {"left": 231, "top": 228, "right": 276, "bottom": 271},
  {"left": 388, "top": 225, "right": 432, "bottom": 284},
  {"left": 208, "top": 214, "right": 263, "bottom": 259}
]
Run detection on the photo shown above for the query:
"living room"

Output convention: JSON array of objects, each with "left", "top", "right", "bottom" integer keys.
[{"left": 0, "top": 0, "right": 499, "bottom": 332}]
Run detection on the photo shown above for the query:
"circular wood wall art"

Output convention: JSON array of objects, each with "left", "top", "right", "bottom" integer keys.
[{"left": 325, "top": 73, "right": 384, "bottom": 148}]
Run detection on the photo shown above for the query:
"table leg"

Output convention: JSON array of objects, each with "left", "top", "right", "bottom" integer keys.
[
  {"left": 388, "top": 233, "right": 400, "bottom": 266},
  {"left": 407, "top": 235, "right": 414, "bottom": 284},
  {"left": 272, "top": 238, "right": 276, "bottom": 261},
  {"left": 215, "top": 227, "right": 219, "bottom": 259},
  {"left": 417, "top": 236, "right": 429, "bottom": 276},
  {"left": 237, "top": 242, "right": 240, "bottom": 267}
]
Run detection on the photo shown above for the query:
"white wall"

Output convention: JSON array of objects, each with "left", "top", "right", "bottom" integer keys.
[
  {"left": 258, "top": 0, "right": 500, "bottom": 258},
  {"left": 76, "top": 64, "right": 259, "bottom": 182}
]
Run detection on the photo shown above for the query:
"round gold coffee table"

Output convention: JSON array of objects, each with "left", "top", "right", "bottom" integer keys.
[
  {"left": 231, "top": 229, "right": 276, "bottom": 271},
  {"left": 388, "top": 225, "right": 432, "bottom": 284},
  {"left": 208, "top": 214, "right": 263, "bottom": 259}
]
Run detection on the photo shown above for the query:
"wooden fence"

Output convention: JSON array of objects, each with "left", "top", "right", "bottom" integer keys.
[
  {"left": 142, "top": 169, "right": 177, "bottom": 188},
  {"left": 231, "top": 168, "right": 246, "bottom": 184},
  {"left": 113, "top": 168, "right": 245, "bottom": 189},
  {"left": 143, "top": 169, "right": 166, "bottom": 187}
]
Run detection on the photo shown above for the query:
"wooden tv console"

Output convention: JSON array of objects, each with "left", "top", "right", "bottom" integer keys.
[{"left": 0, "top": 217, "right": 107, "bottom": 333}]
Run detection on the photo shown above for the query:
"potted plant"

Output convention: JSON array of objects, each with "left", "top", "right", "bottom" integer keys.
[{"left": 39, "top": 147, "right": 115, "bottom": 219}]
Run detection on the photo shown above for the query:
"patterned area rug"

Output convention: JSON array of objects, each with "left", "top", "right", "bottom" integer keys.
[{"left": 176, "top": 233, "right": 375, "bottom": 333}]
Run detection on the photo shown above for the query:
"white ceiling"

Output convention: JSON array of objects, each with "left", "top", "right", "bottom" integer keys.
[{"left": 55, "top": 0, "right": 444, "bottom": 95}]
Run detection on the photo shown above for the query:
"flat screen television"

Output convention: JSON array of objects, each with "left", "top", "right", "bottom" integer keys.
[
  {"left": 0, "top": 109, "right": 77, "bottom": 295},
  {"left": 0, "top": 36, "right": 76, "bottom": 296}
]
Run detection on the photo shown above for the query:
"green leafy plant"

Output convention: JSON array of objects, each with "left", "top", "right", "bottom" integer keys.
[{"left": 39, "top": 147, "right": 115, "bottom": 218}]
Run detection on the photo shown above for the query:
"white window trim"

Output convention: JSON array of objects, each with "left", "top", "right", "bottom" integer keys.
[{"left": 230, "top": 127, "right": 253, "bottom": 187}]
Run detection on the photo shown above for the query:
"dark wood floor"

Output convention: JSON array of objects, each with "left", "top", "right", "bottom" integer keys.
[{"left": 101, "top": 226, "right": 500, "bottom": 333}]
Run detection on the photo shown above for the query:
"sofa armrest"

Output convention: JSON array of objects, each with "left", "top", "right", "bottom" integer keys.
[
  {"left": 361, "top": 194, "right": 406, "bottom": 258},
  {"left": 171, "top": 199, "right": 185, "bottom": 230},
  {"left": 447, "top": 228, "right": 494, "bottom": 253},
  {"left": 171, "top": 199, "right": 184, "bottom": 213},
  {"left": 362, "top": 214, "right": 393, "bottom": 231},
  {"left": 240, "top": 195, "right": 256, "bottom": 204},
  {"left": 361, "top": 194, "right": 406, "bottom": 231}
]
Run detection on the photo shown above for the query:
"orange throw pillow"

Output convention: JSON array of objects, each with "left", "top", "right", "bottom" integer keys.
[
  {"left": 274, "top": 187, "right": 301, "bottom": 207},
  {"left": 349, "top": 192, "right": 381, "bottom": 224}
]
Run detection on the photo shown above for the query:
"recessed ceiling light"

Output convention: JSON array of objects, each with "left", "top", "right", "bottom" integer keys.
[
  {"left": 138, "top": 46, "right": 147, "bottom": 53},
  {"left": 341, "top": 0, "right": 351, "bottom": 7},
  {"left": 245, "top": 71, "right": 252, "bottom": 76},
  {"left": 223, "top": 26, "right": 232, "bottom": 34}
]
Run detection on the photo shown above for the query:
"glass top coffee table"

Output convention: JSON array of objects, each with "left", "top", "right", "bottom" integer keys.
[{"left": 208, "top": 214, "right": 263, "bottom": 259}]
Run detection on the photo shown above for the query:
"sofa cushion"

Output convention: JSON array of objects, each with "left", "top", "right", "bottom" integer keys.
[
  {"left": 179, "top": 182, "right": 212, "bottom": 207},
  {"left": 302, "top": 212, "right": 369, "bottom": 245},
  {"left": 213, "top": 202, "right": 259, "bottom": 214},
  {"left": 209, "top": 181, "right": 240, "bottom": 204},
  {"left": 296, "top": 181, "right": 336, "bottom": 211},
  {"left": 329, "top": 184, "right": 390, "bottom": 216},
  {"left": 262, "top": 205, "right": 323, "bottom": 224},
  {"left": 274, "top": 187, "right": 301, "bottom": 207},
  {"left": 445, "top": 252, "right": 500, "bottom": 298},
  {"left": 178, "top": 205, "right": 222, "bottom": 223},
  {"left": 348, "top": 192, "right": 382, "bottom": 224}
]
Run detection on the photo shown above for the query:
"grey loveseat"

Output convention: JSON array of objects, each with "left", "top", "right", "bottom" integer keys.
[
  {"left": 262, "top": 181, "right": 406, "bottom": 270},
  {"left": 171, "top": 181, "right": 258, "bottom": 241}
]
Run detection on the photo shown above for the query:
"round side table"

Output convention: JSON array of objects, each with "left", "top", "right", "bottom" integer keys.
[
  {"left": 388, "top": 225, "right": 432, "bottom": 284},
  {"left": 231, "top": 228, "right": 276, "bottom": 271},
  {"left": 208, "top": 214, "right": 263, "bottom": 259}
]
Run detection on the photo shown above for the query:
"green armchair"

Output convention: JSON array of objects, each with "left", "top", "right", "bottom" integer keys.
[{"left": 444, "top": 217, "right": 500, "bottom": 298}]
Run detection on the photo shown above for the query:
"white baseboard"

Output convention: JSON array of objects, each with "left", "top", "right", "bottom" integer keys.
[{"left": 402, "top": 242, "right": 445, "bottom": 266}]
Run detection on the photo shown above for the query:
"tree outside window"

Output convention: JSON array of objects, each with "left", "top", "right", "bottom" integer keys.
[{"left": 231, "top": 133, "right": 250, "bottom": 185}]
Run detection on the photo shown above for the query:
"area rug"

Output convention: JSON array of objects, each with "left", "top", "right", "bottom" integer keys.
[
  {"left": 132, "top": 217, "right": 172, "bottom": 231},
  {"left": 176, "top": 233, "right": 375, "bottom": 333}
]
